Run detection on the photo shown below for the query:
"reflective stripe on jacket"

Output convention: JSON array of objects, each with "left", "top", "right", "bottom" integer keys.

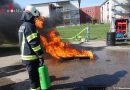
[{"left": 18, "top": 21, "right": 43, "bottom": 62}]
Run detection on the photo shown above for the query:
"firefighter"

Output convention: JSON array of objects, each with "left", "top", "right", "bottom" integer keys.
[{"left": 18, "top": 5, "right": 44, "bottom": 90}]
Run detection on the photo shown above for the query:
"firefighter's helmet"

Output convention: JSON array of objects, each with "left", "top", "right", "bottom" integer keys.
[{"left": 25, "top": 5, "right": 40, "bottom": 17}]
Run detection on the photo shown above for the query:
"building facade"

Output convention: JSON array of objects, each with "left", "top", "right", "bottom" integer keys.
[
  {"left": 32, "top": 0, "right": 81, "bottom": 25},
  {"left": 80, "top": 6, "right": 100, "bottom": 23},
  {"left": 101, "top": 0, "right": 130, "bottom": 23},
  {"left": 32, "top": 3, "right": 52, "bottom": 17}
]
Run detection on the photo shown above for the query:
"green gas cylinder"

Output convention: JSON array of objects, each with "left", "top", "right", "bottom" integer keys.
[{"left": 38, "top": 65, "right": 51, "bottom": 90}]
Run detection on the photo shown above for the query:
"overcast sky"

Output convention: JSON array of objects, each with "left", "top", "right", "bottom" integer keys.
[{"left": 14, "top": 0, "right": 105, "bottom": 8}]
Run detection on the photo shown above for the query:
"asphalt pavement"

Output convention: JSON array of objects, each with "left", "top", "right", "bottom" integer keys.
[{"left": 0, "top": 41, "right": 130, "bottom": 90}]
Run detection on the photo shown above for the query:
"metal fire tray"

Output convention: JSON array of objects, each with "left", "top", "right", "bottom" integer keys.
[{"left": 60, "top": 55, "right": 90, "bottom": 60}]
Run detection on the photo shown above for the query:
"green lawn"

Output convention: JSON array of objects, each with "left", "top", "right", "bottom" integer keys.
[{"left": 57, "top": 24, "right": 110, "bottom": 41}]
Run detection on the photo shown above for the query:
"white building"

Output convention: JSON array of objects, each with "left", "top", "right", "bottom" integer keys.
[
  {"left": 101, "top": 0, "right": 130, "bottom": 23},
  {"left": 32, "top": 3, "right": 52, "bottom": 17},
  {"left": 32, "top": 0, "right": 81, "bottom": 25}
]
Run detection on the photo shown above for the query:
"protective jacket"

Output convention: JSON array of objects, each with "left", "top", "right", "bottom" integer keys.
[{"left": 18, "top": 12, "right": 43, "bottom": 64}]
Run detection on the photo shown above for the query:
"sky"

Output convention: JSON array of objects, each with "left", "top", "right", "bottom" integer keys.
[{"left": 14, "top": 0, "right": 105, "bottom": 8}]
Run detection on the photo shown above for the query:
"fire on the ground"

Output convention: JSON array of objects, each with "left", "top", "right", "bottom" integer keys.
[{"left": 35, "top": 17, "right": 95, "bottom": 60}]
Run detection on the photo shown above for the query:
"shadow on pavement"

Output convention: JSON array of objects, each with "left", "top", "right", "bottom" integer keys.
[
  {"left": 0, "top": 76, "right": 70, "bottom": 90},
  {"left": 0, "top": 64, "right": 26, "bottom": 78},
  {"left": 0, "top": 46, "right": 20, "bottom": 57},
  {"left": 81, "top": 45, "right": 107, "bottom": 51},
  {"left": 0, "top": 79, "right": 29, "bottom": 90},
  {"left": 51, "top": 70, "right": 127, "bottom": 89},
  {"left": 116, "top": 42, "right": 130, "bottom": 46},
  {"left": 72, "top": 43, "right": 106, "bottom": 51},
  {"left": 50, "top": 76, "right": 70, "bottom": 82}
]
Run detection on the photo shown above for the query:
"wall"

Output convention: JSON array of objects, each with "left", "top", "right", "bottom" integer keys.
[
  {"left": 33, "top": 0, "right": 80, "bottom": 25},
  {"left": 100, "top": 0, "right": 110, "bottom": 23},
  {"left": 58, "top": 0, "right": 80, "bottom": 25},
  {"left": 34, "top": 4, "right": 50, "bottom": 17},
  {"left": 80, "top": 6, "right": 100, "bottom": 23},
  {"left": 70, "top": 0, "right": 80, "bottom": 24},
  {"left": 101, "top": 0, "right": 130, "bottom": 23}
]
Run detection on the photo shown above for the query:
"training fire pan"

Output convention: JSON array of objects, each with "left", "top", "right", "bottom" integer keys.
[{"left": 59, "top": 56, "right": 91, "bottom": 62}]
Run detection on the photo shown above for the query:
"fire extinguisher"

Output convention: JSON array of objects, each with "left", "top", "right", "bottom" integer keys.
[{"left": 38, "top": 64, "right": 51, "bottom": 89}]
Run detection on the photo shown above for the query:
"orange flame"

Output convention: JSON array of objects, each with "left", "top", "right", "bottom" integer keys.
[
  {"left": 35, "top": 16, "right": 45, "bottom": 30},
  {"left": 40, "top": 29, "right": 94, "bottom": 60}
]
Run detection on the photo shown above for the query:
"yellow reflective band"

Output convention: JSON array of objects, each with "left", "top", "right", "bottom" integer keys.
[
  {"left": 27, "top": 33, "right": 37, "bottom": 42},
  {"left": 21, "top": 55, "right": 38, "bottom": 60},
  {"left": 31, "top": 87, "right": 40, "bottom": 90},
  {"left": 32, "top": 45, "right": 41, "bottom": 52}
]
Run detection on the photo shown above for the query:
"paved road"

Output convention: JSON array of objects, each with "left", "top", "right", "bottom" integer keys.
[{"left": 0, "top": 41, "right": 130, "bottom": 90}]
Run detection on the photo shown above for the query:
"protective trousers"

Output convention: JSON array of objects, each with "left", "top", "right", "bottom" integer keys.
[{"left": 26, "top": 60, "right": 41, "bottom": 90}]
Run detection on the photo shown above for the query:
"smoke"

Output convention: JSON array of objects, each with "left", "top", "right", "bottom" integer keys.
[
  {"left": 0, "top": 0, "right": 22, "bottom": 44},
  {"left": 50, "top": 8, "right": 63, "bottom": 27},
  {"left": 41, "top": 8, "right": 63, "bottom": 36},
  {"left": 0, "top": 0, "right": 13, "bottom": 5},
  {"left": 0, "top": 1, "right": 63, "bottom": 44}
]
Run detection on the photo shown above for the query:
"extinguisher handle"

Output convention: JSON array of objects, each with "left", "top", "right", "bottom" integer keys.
[{"left": 39, "top": 58, "right": 44, "bottom": 66}]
